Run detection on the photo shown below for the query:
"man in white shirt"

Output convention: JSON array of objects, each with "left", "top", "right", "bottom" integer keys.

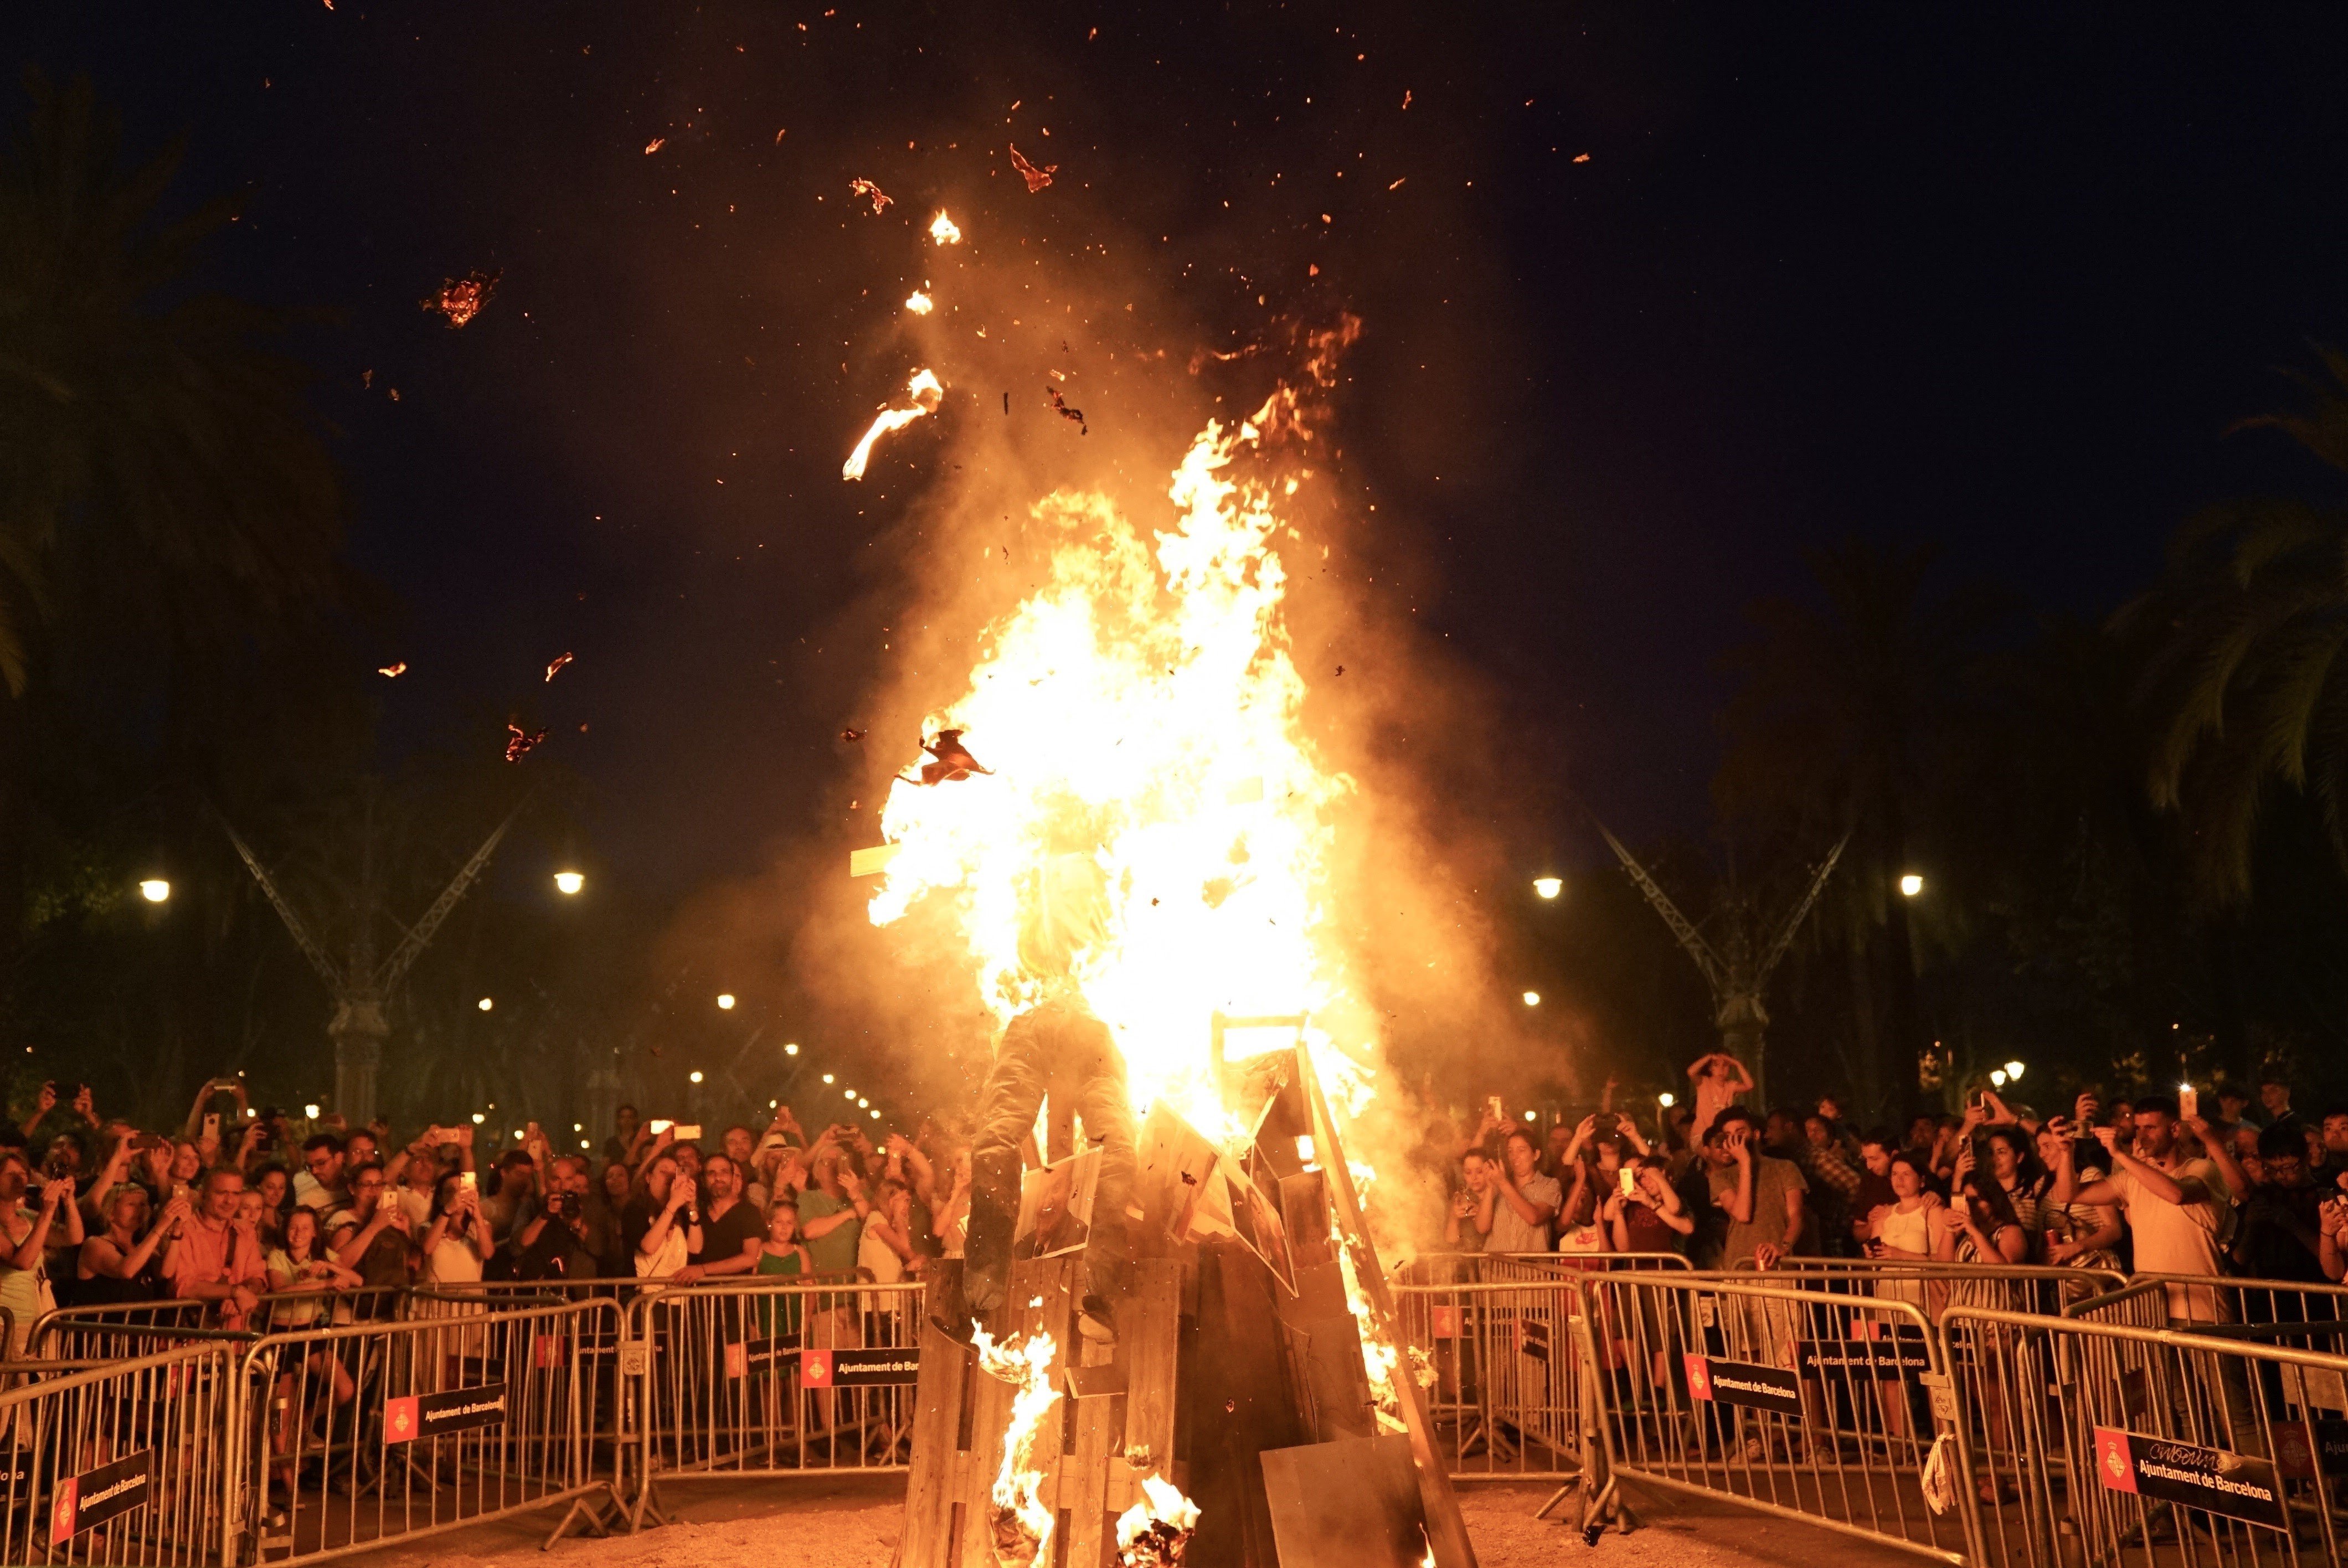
[
  {"left": 2050, "top": 1094, "right": 2247, "bottom": 1325},
  {"left": 1488, "top": 1129, "right": 1562, "bottom": 1254}
]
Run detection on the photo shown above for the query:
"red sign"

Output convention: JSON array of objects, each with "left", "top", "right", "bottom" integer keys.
[
  {"left": 1430, "top": 1306, "right": 1460, "bottom": 1339},
  {"left": 802, "top": 1351, "right": 833, "bottom": 1388},
  {"left": 385, "top": 1397, "right": 419, "bottom": 1445},
  {"left": 2095, "top": 1428, "right": 2137, "bottom": 1493},
  {"left": 1683, "top": 1354, "right": 1714, "bottom": 1402}
]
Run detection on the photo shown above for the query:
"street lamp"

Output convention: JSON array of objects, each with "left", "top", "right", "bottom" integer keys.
[
  {"left": 303, "top": 1102, "right": 321, "bottom": 1119},
  {"left": 553, "top": 870, "right": 585, "bottom": 896},
  {"left": 784, "top": 1043, "right": 800, "bottom": 1056},
  {"left": 1658, "top": 1092, "right": 1675, "bottom": 1109},
  {"left": 843, "top": 1087, "right": 857, "bottom": 1101},
  {"left": 1898, "top": 873, "right": 1924, "bottom": 898},
  {"left": 138, "top": 878, "right": 172, "bottom": 904},
  {"left": 716, "top": 994, "right": 736, "bottom": 1010},
  {"left": 477, "top": 997, "right": 494, "bottom": 1012},
  {"left": 822, "top": 1073, "right": 835, "bottom": 1085},
  {"left": 2003, "top": 1060, "right": 2025, "bottom": 1081},
  {"left": 1990, "top": 1069, "right": 2008, "bottom": 1088},
  {"left": 1521, "top": 991, "right": 1541, "bottom": 1007},
  {"left": 689, "top": 1070, "right": 705, "bottom": 1084},
  {"left": 1532, "top": 876, "right": 1563, "bottom": 900}
]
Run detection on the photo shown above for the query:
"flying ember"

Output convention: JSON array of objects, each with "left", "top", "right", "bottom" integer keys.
[
  {"left": 905, "top": 291, "right": 934, "bottom": 314},
  {"left": 503, "top": 723, "right": 547, "bottom": 763},
  {"left": 841, "top": 368, "right": 945, "bottom": 480},
  {"left": 422, "top": 268, "right": 500, "bottom": 329},
  {"left": 849, "top": 177, "right": 894, "bottom": 214},
  {"left": 1008, "top": 143, "right": 1057, "bottom": 192},
  {"left": 544, "top": 651, "right": 574, "bottom": 682},
  {"left": 929, "top": 210, "right": 963, "bottom": 245}
]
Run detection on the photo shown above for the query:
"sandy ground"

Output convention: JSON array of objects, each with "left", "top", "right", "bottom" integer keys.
[{"left": 342, "top": 1474, "right": 1930, "bottom": 1568}]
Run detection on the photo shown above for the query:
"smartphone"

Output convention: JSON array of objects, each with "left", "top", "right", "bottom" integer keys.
[
  {"left": 202, "top": 1112, "right": 220, "bottom": 1140},
  {"left": 650, "top": 1119, "right": 674, "bottom": 1136},
  {"left": 459, "top": 1170, "right": 477, "bottom": 1192},
  {"left": 1618, "top": 1168, "right": 1638, "bottom": 1198},
  {"left": 673, "top": 1124, "right": 704, "bottom": 1142},
  {"left": 2177, "top": 1086, "right": 2200, "bottom": 1122},
  {"left": 1486, "top": 1095, "right": 1504, "bottom": 1122}
]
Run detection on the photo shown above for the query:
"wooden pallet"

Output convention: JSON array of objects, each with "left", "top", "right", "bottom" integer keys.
[
  {"left": 899, "top": 1254, "right": 1183, "bottom": 1567},
  {"left": 896, "top": 1041, "right": 1477, "bottom": 1568}
]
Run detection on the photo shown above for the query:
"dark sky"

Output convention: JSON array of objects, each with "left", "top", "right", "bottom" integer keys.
[{"left": 21, "top": 4, "right": 2348, "bottom": 898}]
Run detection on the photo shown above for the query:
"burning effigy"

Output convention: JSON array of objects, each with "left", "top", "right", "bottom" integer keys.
[{"left": 839, "top": 196, "right": 1479, "bottom": 1567}]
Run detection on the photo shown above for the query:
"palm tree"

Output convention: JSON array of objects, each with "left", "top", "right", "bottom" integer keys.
[{"left": 2120, "top": 349, "right": 2348, "bottom": 903}]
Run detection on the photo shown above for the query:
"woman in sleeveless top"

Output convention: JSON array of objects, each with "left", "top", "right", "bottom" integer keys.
[
  {"left": 76, "top": 1184, "right": 186, "bottom": 1308},
  {"left": 0, "top": 1153, "right": 79, "bottom": 1358}
]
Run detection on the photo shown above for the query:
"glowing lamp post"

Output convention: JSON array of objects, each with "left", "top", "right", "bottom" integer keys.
[
  {"left": 553, "top": 870, "right": 585, "bottom": 896},
  {"left": 1521, "top": 991, "right": 1541, "bottom": 1008},
  {"left": 1898, "top": 873, "right": 1924, "bottom": 898},
  {"left": 1532, "top": 876, "right": 1563, "bottom": 900},
  {"left": 138, "top": 878, "right": 172, "bottom": 904}
]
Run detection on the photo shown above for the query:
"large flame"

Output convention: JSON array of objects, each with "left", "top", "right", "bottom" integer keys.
[
  {"left": 867, "top": 386, "right": 1370, "bottom": 1137},
  {"left": 974, "top": 1328, "right": 1062, "bottom": 1566}
]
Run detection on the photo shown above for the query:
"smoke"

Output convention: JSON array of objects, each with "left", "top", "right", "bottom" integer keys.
[{"left": 659, "top": 164, "right": 1564, "bottom": 1251}]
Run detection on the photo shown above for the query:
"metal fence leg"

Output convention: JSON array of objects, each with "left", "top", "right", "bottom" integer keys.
[{"left": 1558, "top": 1278, "right": 1638, "bottom": 1543}]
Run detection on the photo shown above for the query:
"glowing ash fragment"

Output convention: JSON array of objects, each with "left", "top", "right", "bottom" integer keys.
[
  {"left": 1008, "top": 143, "right": 1058, "bottom": 192},
  {"left": 422, "top": 269, "right": 500, "bottom": 329}
]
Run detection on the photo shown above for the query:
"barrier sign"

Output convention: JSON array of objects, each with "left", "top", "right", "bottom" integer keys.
[
  {"left": 2093, "top": 1427, "right": 2287, "bottom": 1528},
  {"left": 2273, "top": 1420, "right": 2348, "bottom": 1482},
  {"left": 50, "top": 1450, "right": 153, "bottom": 1544},
  {"left": 800, "top": 1348, "right": 922, "bottom": 1388},
  {"left": 386, "top": 1382, "right": 509, "bottom": 1445},
  {"left": 1797, "top": 1338, "right": 1930, "bottom": 1380},
  {"left": 1683, "top": 1355, "right": 1801, "bottom": 1416}
]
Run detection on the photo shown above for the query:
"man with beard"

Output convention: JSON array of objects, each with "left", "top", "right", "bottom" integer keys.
[
  {"left": 678, "top": 1153, "right": 765, "bottom": 1284},
  {"left": 939, "top": 850, "right": 1136, "bottom": 1347}
]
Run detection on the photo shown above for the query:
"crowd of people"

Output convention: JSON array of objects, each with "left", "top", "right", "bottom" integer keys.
[
  {"left": 1427, "top": 1051, "right": 2348, "bottom": 1328},
  {"left": 18, "top": 1048, "right": 2348, "bottom": 1356},
  {"left": 0, "top": 1076, "right": 976, "bottom": 1353}
]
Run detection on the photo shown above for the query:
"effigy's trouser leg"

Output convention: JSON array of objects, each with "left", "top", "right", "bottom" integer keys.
[
  {"left": 964, "top": 1030, "right": 1049, "bottom": 1317},
  {"left": 1070, "top": 1038, "right": 1138, "bottom": 1312}
]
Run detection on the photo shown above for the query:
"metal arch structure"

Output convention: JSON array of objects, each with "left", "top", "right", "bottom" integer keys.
[
  {"left": 222, "top": 797, "right": 527, "bottom": 1126},
  {"left": 1592, "top": 822, "right": 1848, "bottom": 1107}
]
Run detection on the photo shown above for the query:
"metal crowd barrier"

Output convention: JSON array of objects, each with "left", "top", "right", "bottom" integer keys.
[
  {"left": 1944, "top": 1303, "right": 2348, "bottom": 1568},
  {"left": 0, "top": 1338, "right": 243, "bottom": 1566},
  {"left": 228, "top": 1293, "right": 622, "bottom": 1563},
  {"left": 32, "top": 1301, "right": 214, "bottom": 1363},
  {"left": 1732, "top": 1256, "right": 2130, "bottom": 1321},
  {"left": 1566, "top": 1269, "right": 1968, "bottom": 1561},
  {"left": 620, "top": 1272, "right": 923, "bottom": 1530},
  {"left": 1392, "top": 1250, "right": 1692, "bottom": 1289},
  {"left": 1389, "top": 1254, "right": 1690, "bottom": 1484}
]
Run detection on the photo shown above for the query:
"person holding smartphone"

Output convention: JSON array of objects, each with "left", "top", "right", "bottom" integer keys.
[
  {"left": 1605, "top": 1157, "right": 1694, "bottom": 1255},
  {"left": 2048, "top": 1094, "right": 2238, "bottom": 1325},
  {"left": 1443, "top": 1151, "right": 1497, "bottom": 1254}
]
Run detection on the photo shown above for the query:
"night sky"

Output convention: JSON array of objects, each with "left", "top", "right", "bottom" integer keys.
[{"left": 22, "top": 5, "right": 2348, "bottom": 896}]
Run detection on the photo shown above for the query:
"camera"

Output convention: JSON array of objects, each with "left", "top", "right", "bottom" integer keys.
[{"left": 543, "top": 1191, "right": 571, "bottom": 1216}]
